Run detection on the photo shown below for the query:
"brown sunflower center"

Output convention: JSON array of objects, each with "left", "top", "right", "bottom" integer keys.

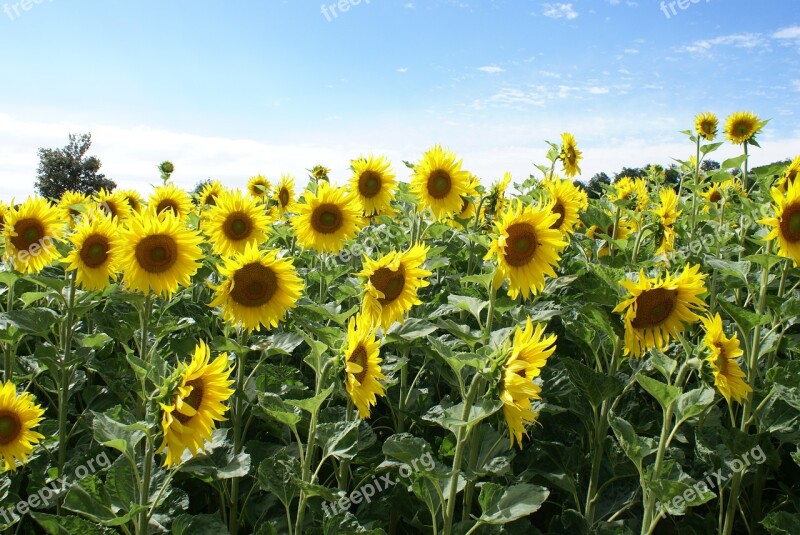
[
  {"left": 550, "top": 202, "right": 566, "bottom": 229},
  {"left": 125, "top": 197, "right": 141, "bottom": 212},
  {"left": 348, "top": 344, "right": 369, "bottom": 384},
  {"left": 631, "top": 288, "right": 678, "bottom": 329},
  {"left": 80, "top": 234, "right": 110, "bottom": 268},
  {"left": 427, "top": 169, "right": 452, "bottom": 199},
  {"left": 279, "top": 187, "right": 290, "bottom": 207},
  {"left": 370, "top": 265, "right": 406, "bottom": 304},
  {"left": 156, "top": 199, "right": 180, "bottom": 216},
  {"left": 223, "top": 212, "right": 253, "bottom": 240},
  {"left": 10, "top": 218, "right": 45, "bottom": 252},
  {"left": 504, "top": 223, "right": 538, "bottom": 267},
  {"left": 230, "top": 263, "right": 278, "bottom": 307},
  {"left": 174, "top": 379, "right": 204, "bottom": 424},
  {"left": 135, "top": 234, "right": 178, "bottom": 274},
  {"left": 734, "top": 122, "right": 752, "bottom": 137},
  {"left": 780, "top": 202, "right": 800, "bottom": 243},
  {"left": 204, "top": 194, "right": 218, "bottom": 207},
  {"left": 311, "top": 204, "right": 344, "bottom": 234},
  {"left": 358, "top": 170, "right": 383, "bottom": 198},
  {"left": 103, "top": 201, "right": 120, "bottom": 219},
  {"left": 787, "top": 170, "right": 798, "bottom": 186},
  {"left": 709, "top": 190, "right": 722, "bottom": 203},
  {"left": 0, "top": 411, "right": 22, "bottom": 445}
]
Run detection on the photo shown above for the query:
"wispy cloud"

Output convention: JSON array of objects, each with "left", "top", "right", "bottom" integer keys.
[
  {"left": 773, "top": 26, "right": 800, "bottom": 40},
  {"left": 396, "top": 67, "right": 409, "bottom": 73},
  {"left": 478, "top": 65, "right": 505, "bottom": 73},
  {"left": 542, "top": 3, "right": 578, "bottom": 20},
  {"left": 678, "top": 33, "right": 765, "bottom": 54}
]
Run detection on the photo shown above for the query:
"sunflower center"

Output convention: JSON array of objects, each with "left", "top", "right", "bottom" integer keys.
[
  {"left": 0, "top": 411, "right": 22, "bottom": 445},
  {"left": 80, "top": 235, "right": 110, "bottom": 268},
  {"left": 311, "top": 204, "right": 343, "bottom": 234},
  {"left": 223, "top": 212, "right": 253, "bottom": 240},
  {"left": 504, "top": 223, "right": 538, "bottom": 267},
  {"left": 126, "top": 197, "right": 141, "bottom": 212},
  {"left": 348, "top": 344, "right": 369, "bottom": 384},
  {"left": 279, "top": 188, "right": 290, "bottom": 207},
  {"left": 427, "top": 170, "right": 452, "bottom": 199},
  {"left": 10, "top": 218, "right": 45, "bottom": 252},
  {"left": 370, "top": 265, "right": 406, "bottom": 304},
  {"left": 103, "top": 201, "right": 119, "bottom": 219},
  {"left": 709, "top": 190, "right": 722, "bottom": 203},
  {"left": 230, "top": 263, "right": 278, "bottom": 307},
  {"left": 550, "top": 202, "right": 566, "bottom": 229},
  {"left": 156, "top": 200, "right": 180, "bottom": 216},
  {"left": 359, "top": 170, "right": 383, "bottom": 198},
  {"left": 780, "top": 202, "right": 800, "bottom": 243},
  {"left": 631, "top": 288, "right": 678, "bottom": 329},
  {"left": 175, "top": 379, "right": 204, "bottom": 424},
  {"left": 135, "top": 234, "right": 178, "bottom": 274},
  {"left": 205, "top": 194, "right": 217, "bottom": 207}
]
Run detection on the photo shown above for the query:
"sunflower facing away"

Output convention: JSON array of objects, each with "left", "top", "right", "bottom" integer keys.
[
  {"left": 247, "top": 175, "right": 271, "bottom": 201},
  {"left": 157, "top": 341, "right": 234, "bottom": 468},
  {"left": 610, "top": 177, "right": 649, "bottom": 212},
  {"left": 614, "top": 264, "right": 708, "bottom": 358},
  {"left": 559, "top": 132, "right": 582, "bottom": 177},
  {"left": 210, "top": 242, "right": 303, "bottom": 332},
  {"left": 695, "top": 112, "right": 719, "bottom": 141},
  {"left": 149, "top": 183, "right": 194, "bottom": 220},
  {"left": 587, "top": 216, "right": 634, "bottom": 257},
  {"left": 350, "top": 155, "right": 398, "bottom": 217},
  {"left": 0, "top": 381, "right": 45, "bottom": 471},
  {"left": 203, "top": 189, "right": 272, "bottom": 257},
  {"left": 3, "top": 196, "right": 64, "bottom": 274},
  {"left": 702, "top": 179, "right": 744, "bottom": 210},
  {"left": 700, "top": 314, "right": 751, "bottom": 404},
  {"left": 65, "top": 213, "right": 122, "bottom": 291},
  {"left": 543, "top": 178, "right": 585, "bottom": 235},
  {"left": 94, "top": 188, "right": 131, "bottom": 222},
  {"left": 58, "top": 191, "right": 90, "bottom": 222},
  {"left": 447, "top": 174, "right": 482, "bottom": 229},
  {"left": 485, "top": 201, "right": 568, "bottom": 300},
  {"left": 273, "top": 174, "right": 296, "bottom": 216},
  {"left": 358, "top": 244, "right": 432, "bottom": 330},
  {"left": 777, "top": 156, "right": 800, "bottom": 193},
  {"left": 724, "top": 111, "right": 767, "bottom": 145},
  {"left": 292, "top": 182, "right": 364, "bottom": 253},
  {"left": 410, "top": 145, "right": 473, "bottom": 221},
  {"left": 118, "top": 211, "right": 204, "bottom": 298},
  {"left": 499, "top": 318, "right": 557, "bottom": 448},
  {"left": 761, "top": 179, "right": 800, "bottom": 266},
  {"left": 198, "top": 181, "right": 225, "bottom": 208},
  {"left": 655, "top": 188, "right": 681, "bottom": 227},
  {"left": 343, "top": 314, "right": 386, "bottom": 418},
  {"left": 483, "top": 172, "right": 513, "bottom": 222}
]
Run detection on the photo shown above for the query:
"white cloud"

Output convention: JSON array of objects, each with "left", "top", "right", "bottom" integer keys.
[
  {"left": 773, "top": 26, "right": 800, "bottom": 40},
  {"left": 478, "top": 65, "right": 505, "bottom": 73},
  {"left": 793, "top": 80, "right": 800, "bottom": 91},
  {"left": 678, "top": 33, "right": 765, "bottom": 54},
  {"left": 542, "top": 3, "right": 578, "bottom": 20},
  {"left": 403, "top": 2, "right": 415, "bottom": 9},
  {"left": 587, "top": 86, "right": 610, "bottom": 94},
  {"left": 396, "top": 67, "right": 409, "bottom": 73}
]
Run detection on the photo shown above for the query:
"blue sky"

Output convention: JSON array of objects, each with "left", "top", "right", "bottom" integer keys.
[{"left": 0, "top": 0, "right": 798, "bottom": 200}]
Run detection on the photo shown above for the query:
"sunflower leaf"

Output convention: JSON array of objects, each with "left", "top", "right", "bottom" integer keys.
[
  {"left": 478, "top": 483, "right": 549, "bottom": 524},
  {"left": 562, "top": 358, "right": 624, "bottom": 409},
  {"left": 637, "top": 375, "right": 681, "bottom": 412}
]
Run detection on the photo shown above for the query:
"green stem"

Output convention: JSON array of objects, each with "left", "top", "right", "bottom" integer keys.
[
  {"left": 230, "top": 336, "right": 247, "bottom": 535},
  {"left": 485, "top": 283, "right": 496, "bottom": 336},
  {"left": 3, "top": 280, "right": 14, "bottom": 382},
  {"left": 57, "top": 271, "right": 78, "bottom": 513},
  {"left": 689, "top": 136, "right": 702, "bottom": 246},
  {"left": 137, "top": 433, "right": 154, "bottom": 535}
]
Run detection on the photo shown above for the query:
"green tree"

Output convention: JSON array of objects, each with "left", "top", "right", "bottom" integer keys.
[
  {"left": 586, "top": 172, "right": 611, "bottom": 199},
  {"left": 34, "top": 133, "right": 116, "bottom": 199}
]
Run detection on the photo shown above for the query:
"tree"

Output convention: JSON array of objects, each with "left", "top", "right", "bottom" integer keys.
[
  {"left": 587, "top": 172, "right": 611, "bottom": 199},
  {"left": 701, "top": 160, "right": 721, "bottom": 172},
  {"left": 614, "top": 167, "right": 645, "bottom": 181},
  {"left": 34, "top": 133, "right": 116, "bottom": 199}
]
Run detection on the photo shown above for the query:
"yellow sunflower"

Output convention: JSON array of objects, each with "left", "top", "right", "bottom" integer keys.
[
  {"left": 560, "top": 132, "right": 583, "bottom": 177},
  {"left": 655, "top": 188, "right": 681, "bottom": 227},
  {"left": 198, "top": 181, "right": 225, "bottom": 208},
  {"left": 695, "top": 112, "right": 719, "bottom": 141},
  {"left": 157, "top": 341, "right": 234, "bottom": 468},
  {"left": 483, "top": 172, "right": 513, "bottom": 223},
  {"left": 273, "top": 174, "right": 296, "bottom": 216},
  {"left": 0, "top": 202, "right": 7, "bottom": 234},
  {"left": 94, "top": 188, "right": 131, "bottom": 222},
  {"left": 358, "top": 244, "right": 432, "bottom": 330},
  {"left": 118, "top": 211, "right": 204, "bottom": 298},
  {"left": 350, "top": 155, "right": 397, "bottom": 217},
  {"left": 0, "top": 381, "right": 45, "bottom": 471},
  {"left": 58, "top": 191, "right": 90, "bottom": 222},
  {"left": 761, "top": 180, "right": 800, "bottom": 265},
  {"left": 610, "top": 177, "right": 649, "bottom": 212},
  {"left": 247, "top": 175, "right": 271, "bottom": 201},
  {"left": 542, "top": 178, "right": 585, "bottom": 235},
  {"left": 447, "top": 196, "right": 479, "bottom": 229},
  {"left": 485, "top": 201, "right": 568, "bottom": 299},
  {"left": 203, "top": 190, "right": 271, "bottom": 257},
  {"left": 777, "top": 156, "right": 800, "bottom": 193},
  {"left": 343, "top": 314, "right": 386, "bottom": 418},
  {"left": 65, "top": 213, "right": 122, "bottom": 291},
  {"left": 587, "top": 216, "right": 634, "bottom": 257},
  {"left": 2, "top": 196, "right": 64, "bottom": 274},
  {"left": 655, "top": 223, "right": 677, "bottom": 257},
  {"left": 499, "top": 318, "right": 557, "bottom": 448},
  {"left": 613, "top": 264, "right": 708, "bottom": 358},
  {"left": 210, "top": 242, "right": 303, "bottom": 332},
  {"left": 700, "top": 314, "right": 751, "bottom": 404},
  {"left": 724, "top": 111, "right": 767, "bottom": 145},
  {"left": 121, "top": 190, "right": 146, "bottom": 214},
  {"left": 410, "top": 145, "right": 473, "bottom": 221},
  {"left": 149, "top": 183, "right": 193, "bottom": 220},
  {"left": 292, "top": 182, "right": 364, "bottom": 254}
]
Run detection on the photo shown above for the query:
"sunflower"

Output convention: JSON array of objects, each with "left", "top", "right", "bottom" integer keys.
[
  {"left": 499, "top": 318, "right": 557, "bottom": 448},
  {"left": 483, "top": 172, "right": 513, "bottom": 222},
  {"left": 58, "top": 191, "right": 90, "bottom": 222},
  {"left": 358, "top": 244, "right": 432, "bottom": 330},
  {"left": 613, "top": 264, "right": 708, "bottom": 358},
  {"left": 247, "top": 175, "right": 271, "bottom": 201},
  {"left": 149, "top": 183, "right": 193, "bottom": 220},
  {"left": 701, "top": 179, "right": 744, "bottom": 213},
  {"left": 198, "top": 181, "right": 225, "bottom": 208},
  {"left": 157, "top": 341, "right": 234, "bottom": 468},
  {"left": 410, "top": 145, "right": 473, "bottom": 221},
  {"left": 655, "top": 188, "right": 681, "bottom": 227},
  {"left": 292, "top": 182, "right": 364, "bottom": 254},
  {"left": 485, "top": 201, "right": 568, "bottom": 299},
  {"left": 273, "top": 174, "right": 296, "bottom": 216},
  {"left": 203, "top": 190, "right": 272, "bottom": 257},
  {"left": 777, "top": 156, "right": 800, "bottom": 193},
  {"left": 654, "top": 223, "right": 677, "bottom": 257},
  {"left": 310, "top": 165, "right": 331, "bottom": 183},
  {"left": 2, "top": 196, "right": 64, "bottom": 274},
  {"left": 700, "top": 314, "right": 751, "bottom": 404},
  {"left": 610, "top": 177, "right": 649, "bottom": 212},
  {"left": 118, "top": 211, "right": 204, "bottom": 298},
  {"left": 761, "top": 180, "right": 800, "bottom": 265},
  {"left": 587, "top": 216, "right": 634, "bottom": 258},
  {"left": 94, "top": 189, "right": 131, "bottom": 222},
  {"left": 343, "top": 314, "right": 386, "bottom": 418},
  {"left": 560, "top": 132, "right": 582, "bottom": 177},
  {"left": 210, "top": 242, "right": 303, "bottom": 332},
  {"left": 542, "top": 178, "right": 585, "bottom": 235},
  {"left": 350, "top": 155, "right": 397, "bottom": 217},
  {"left": 724, "top": 111, "right": 767, "bottom": 145},
  {"left": 0, "top": 202, "right": 7, "bottom": 233},
  {"left": 0, "top": 381, "right": 45, "bottom": 471},
  {"left": 447, "top": 196, "right": 479, "bottom": 229},
  {"left": 65, "top": 213, "right": 122, "bottom": 291},
  {"left": 121, "top": 190, "right": 146, "bottom": 214},
  {"left": 695, "top": 112, "right": 719, "bottom": 141}
]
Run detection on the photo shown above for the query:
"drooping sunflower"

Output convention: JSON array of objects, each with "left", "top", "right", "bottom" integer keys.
[
  {"left": 410, "top": 145, "right": 473, "bottom": 221},
  {"left": 777, "top": 156, "right": 800, "bottom": 193},
  {"left": 610, "top": 177, "right": 649, "bottom": 212},
  {"left": 58, "top": 191, "right": 90, "bottom": 222},
  {"left": 343, "top": 314, "right": 386, "bottom": 418},
  {"left": 587, "top": 216, "right": 634, "bottom": 257},
  {"left": 655, "top": 188, "right": 681, "bottom": 227},
  {"left": 447, "top": 174, "right": 483, "bottom": 229},
  {"left": 198, "top": 181, "right": 225, "bottom": 208},
  {"left": 273, "top": 174, "right": 296, "bottom": 216},
  {"left": 94, "top": 188, "right": 131, "bottom": 222},
  {"left": 701, "top": 179, "right": 744, "bottom": 213},
  {"left": 695, "top": 112, "right": 719, "bottom": 141},
  {"left": 560, "top": 132, "right": 582, "bottom": 177},
  {"left": 118, "top": 211, "right": 204, "bottom": 298},
  {"left": 700, "top": 314, "right": 751, "bottom": 404},
  {"left": 292, "top": 182, "right": 364, "bottom": 253},
  {"left": 499, "top": 318, "right": 557, "bottom": 448},
  {"left": 121, "top": 190, "right": 146, "bottom": 214},
  {"left": 542, "top": 178, "right": 585, "bottom": 235},
  {"left": 614, "top": 264, "right": 708, "bottom": 358},
  {"left": 485, "top": 201, "right": 568, "bottom": 299},
  {"left": 247, "top": 175, "right": 271, "bottom": 201},
  {"left": 724, "top": 111, "right": 767, "bottom": 145},
  {"left": 2, "top": 196, "right": 64, "bottom": 274},
  {"left": 358, "top": 244, "right": 432, "bottom": 330},
  {"left": 0, "top": 381, "right": 45, "bottom": 471},
  {"left": 203, "top": 190, "right": 272, "bottom": 257},
  {"left": 483, "top": 172, "right": 513, "bottom": 223},
  {"left": 149, "top": 183, "right": 193, "bottom": 220},
  {"left": 210, "top": 242, "right": 303, "bottom": 332},
  {"left": 350, "top": 155, "right": 397, "bottom": 217},
  {"left": 761, "top": 180, "right": 800, "bottom": 265},
  {"left": 65, "top": 213, "right": 122, "bottom": 291},
  {"left": 157, "top": 341, "right": 234, "bottom": 468}
]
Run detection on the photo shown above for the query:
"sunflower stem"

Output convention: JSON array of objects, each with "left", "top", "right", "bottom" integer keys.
[
  {"left": 608, "top": 206, "right": 621, "bottom": 258},
  {"left": 230, "top": 330, "right": 248, "bottom": 535},
  {"left": 3, "top": 278, "right": 15, "bottom": 382},
  {"left": 689, "top": 136, "right": 702, "bottom": 247},
  {"left": 136, "top": 432, "right": 154, "bottom": 535},
  {"left": 57, "top": 271, "right": 78, "bottom": 514}
]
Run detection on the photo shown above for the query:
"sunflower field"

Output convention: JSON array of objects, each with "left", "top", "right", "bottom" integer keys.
[{"left": 0, "top": 112, "right": 799, "bottom": 535}]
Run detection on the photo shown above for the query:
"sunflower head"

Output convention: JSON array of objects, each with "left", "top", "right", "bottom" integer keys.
[
  {"left": 0, "top": 202, "right": 7, "bottom": 233},
  {"left": 350, "top": 155, "right": 398, "bottom": 217},
  {"left": 610, "top": 177, "right": 649, "bottom": 212},
  {"left": 343, "top": 314, "right": 386, "bottom": 419},
  {"left": 655, "top": 188, "right": 681, "bottom": 226},
  {"left": 65, "top": 213, "right": 122, "bottom": 291},
  {"left": 724, "top": 111, "right": 768, "bottom": 145},
  {"left": 0, "top": 381, "right": 45, "bottom": 471},
  {"left": 94, "top": 189, "right": 131, "bottom": 222},
  {"left": 310, "top": 165, "right": 331, "bottom": 183},
  {"left": 203, "top": 189, "right": 272, "bottom": 257},
  {"left": 542, "top": 178, "right": 585, "bottom": 235},
  {"left": 247, "top": 175, "right": 271, "bottom": 200},
  {"left": 559, "top": 132, "right": 582, "bottom": 177},
  {"left": 2, "top": 196, "right": 64, "bottom": 274},
  {"left": 149, "top": 184, "right": 193, "bottom": 220},
  {"left": 58, "top": 191, "right": 90, "bottom": 222},
  {"left": 410, "top": 145, "right": 473, "bottom": 221},
  {"left": 700, "top": 314, "right": 751, "bottom": 404},
  {"left": 761, "top": 179, "right": 800, "bottom": 266},
  {"left": 292, "top": 182, "right": 364, "bottom": 253},
  {"left": 198, "top": 181, "right": 225, "bottom": 208},
  {"left": 587, "top": 215, "right": 634, "bottom": 257},
  {"left": 695, "top": 112, "right": 719, "bottom": 141},
  {"left": 273, "top": 174, "right": 296, "bottom": 216},
  {"left": 777, "top": 156, "right": 800, "bottom": 193},
  {"left": 121, "top": 190, "right": 146, "bottom": 214}
]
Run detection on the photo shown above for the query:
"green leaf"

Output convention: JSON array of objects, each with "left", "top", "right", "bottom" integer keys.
[
  {"left": 423, "top": 399, "right": 503, "bottom": 436},
  {"left": 637, "top": 375, "right": 681, "bottom": 412},
  {"left": 383, "top": 433, "right": 435, "bottom": 467},
  {"left": 258, "top": 393, "right": 302, "bottom": 429},
  {"left": 285, "top": 385, "right": 335, "bottom": 415},
  {"left": 478, "top": 483, "right": 549, "bottom": 524},
  {"left": 31, "top": 512, "right": 117, "bottom": 534},
  {"left": 721, "top": 154, "right": 748, "bottom": 170},
  {"left": 63, "top": 475, "right": 130, "bottom": 526},
  {"left": 460, "top": 273, "right": 494, "bottom": 292},
  {"left": 317, "top": 420, "right": 360, "bottom": 461},
  {"left": 171, "top": 514, "right": 230, "bottom": 535},
  {"left": 608, "top": 411, "right": 657, "bottom": 469},
  {"left": 718, "top": 298, "right": 771, "bottom": 334},
  {"left": 91, "top": 409, "right": 147, "bottom": 465},
  {"left": 675, "top": 388, "right": 715, "bottom": 422},
  {"left": 385, "top": 318, "right": 439, "bottom": 342},
  {"left": 761, "top": 512, "right": 800, "bottom": 534},
  {"left": 561, "top": 358, "right": 623, "bottom": 409},
  {"left": 700, "top": 142, "right": 724, "bottom": 155},
  {"left": 256, "top": 450, "right": 300, "bottom": 508},
  {"left": 0, "top": 307, "right": 59, "bottom": 335},
  {"left": 705, "top": 258, "right": 751, "bottom": 285},
  {"left": 447, "top": 295, "right": 488, "bottom": 325}
]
